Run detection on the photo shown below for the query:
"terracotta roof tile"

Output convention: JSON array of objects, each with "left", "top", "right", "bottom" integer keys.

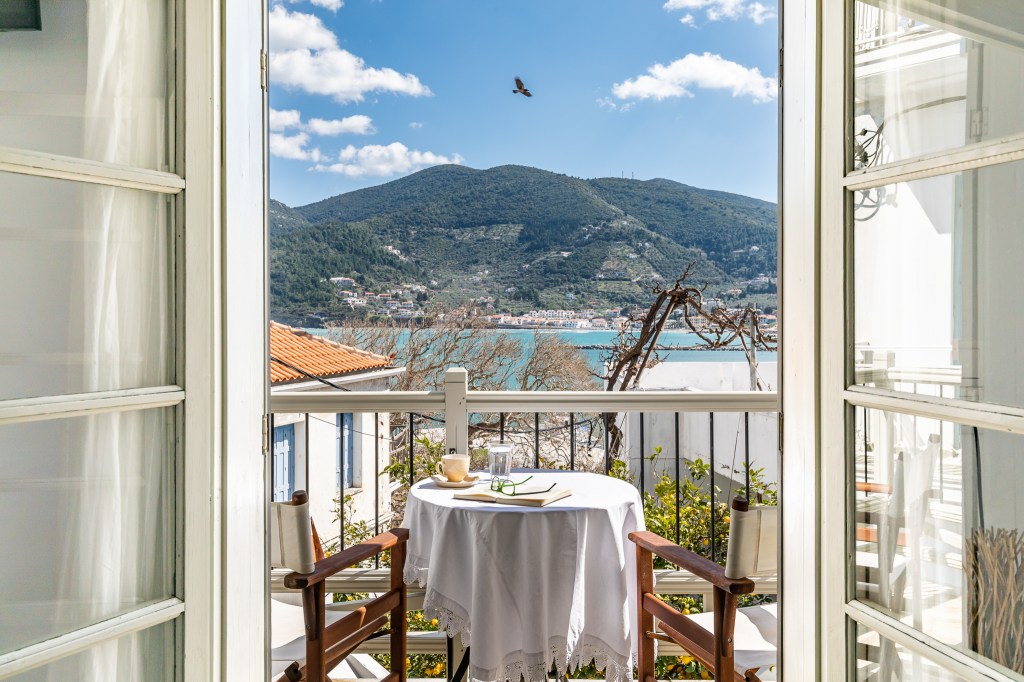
[{"left": 269, "top": 321, "right": 393, "bottom": 385}]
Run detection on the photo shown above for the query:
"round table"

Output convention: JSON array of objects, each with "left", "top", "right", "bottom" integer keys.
[{"left": 402, "top": 470, "right": 645, "bottom": 682}]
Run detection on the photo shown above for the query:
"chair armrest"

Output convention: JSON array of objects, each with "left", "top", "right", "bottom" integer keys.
[
  {"left": 855, "top": 481, "right": 892, "bottom": 494},
  {"left": 285, "top": 528, "right": 409, "bottom": 589},
  {"left": 629, "top": 530, "right": 754, "bottom": 595}
]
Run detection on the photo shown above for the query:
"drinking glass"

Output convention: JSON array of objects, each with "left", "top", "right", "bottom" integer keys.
[{"left": 487, "top": 441, "right": 513, "bottom": 485}]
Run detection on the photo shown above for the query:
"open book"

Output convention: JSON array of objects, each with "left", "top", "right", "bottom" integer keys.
[{"left": 454, "top": 485, "right": 572, "bottom": 507}]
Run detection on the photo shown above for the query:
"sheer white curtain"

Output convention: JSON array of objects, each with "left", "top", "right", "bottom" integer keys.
[{"left": 51, "top": 0, "right": 170, "bottom": 679}]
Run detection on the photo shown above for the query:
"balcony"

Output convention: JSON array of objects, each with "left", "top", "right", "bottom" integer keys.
[{"left": 269, "top": 369, "right": 780, "bottom": 679}]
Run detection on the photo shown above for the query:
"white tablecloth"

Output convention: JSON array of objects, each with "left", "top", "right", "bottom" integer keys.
[{"left": 402, "top": 470, "right": 645, "bottom": 682}]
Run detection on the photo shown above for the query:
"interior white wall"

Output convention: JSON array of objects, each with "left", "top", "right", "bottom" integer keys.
[
  {"left": 271, "top": 376, "right": 395, "bottom": 544},
  {"left": 0, "top": 419, "right": 72, "bottom": 651},
  {"left": 963, "top": 43, "right": 1024, "bottom": 532},
  {"left": 0, "top": 174, "right": 84, "bottom": 400},
  {"left": 0, "top": 1, "right": 88, "bottom": 156},
  {"left": 305, "top": 413, "right": 338, "bottom": 544},
  {"left": 852, "top": 169, "right": 955, "bottom": 373}
]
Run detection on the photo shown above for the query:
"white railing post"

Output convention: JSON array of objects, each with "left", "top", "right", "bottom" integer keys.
[{"left": 444, "top": 368, "right": 469, "bottom": 454}]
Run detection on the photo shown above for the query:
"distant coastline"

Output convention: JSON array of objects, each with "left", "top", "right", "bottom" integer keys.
[{"left": 305, "top": 326, "right": 778, "bottom": 374}]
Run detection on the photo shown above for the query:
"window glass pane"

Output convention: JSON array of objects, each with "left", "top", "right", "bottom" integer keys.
[
  {"left": 852, "top": 161, "right": 1024, "bottom": 409},
  {"left": 852, "top": 0, "right": 1024, "bottom": 169},
  {"left": 7, "top": 619, "right": 174, "bottom": 681},
  {"left": 0, "top": 172, "right": 173, "bottom": 400},
  {"left": 852, "top": 621, "right": 968, "bottom": 681},
  {"left": 0, "top": 0, "right": 170, "bottom": 170},
  {"left": 851, "top": 408, "right": 1024, "bottom": 674},
  {"left": 0, "top": 409, "right": 174, "bottom": 654}
]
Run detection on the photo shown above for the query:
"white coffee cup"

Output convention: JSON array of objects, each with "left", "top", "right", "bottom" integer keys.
[{"left": 436, "top": 454, "right": 470, "bottom": 482}]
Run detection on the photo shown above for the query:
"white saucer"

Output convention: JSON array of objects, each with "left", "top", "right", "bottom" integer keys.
[{"left": 431, "top": 473, "right": 480, "bottom": 489}]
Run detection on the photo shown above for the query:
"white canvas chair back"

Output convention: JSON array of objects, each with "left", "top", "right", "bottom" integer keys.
[
  {"left": 270, "top": 491, "right": 316, "bottom": 574},
  {"left": 725, "top": 498, "right": 778, "bottom": 580}
]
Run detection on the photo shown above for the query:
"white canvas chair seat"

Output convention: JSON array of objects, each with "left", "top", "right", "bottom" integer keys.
[
  {"left": 269, "top": 490, "right": 409, "bottom": 682},
  {"left": 684, "top": 602, "right": 778, "bottom": 674},
  {"left": 271, "top": 600, "right": 350, "bottom": 671},
  {"left": 854, "top": 550, "right": 908, "bottom": 605},
  {"left": 633, "top": 498, "right": 779, "bottom": 682}
]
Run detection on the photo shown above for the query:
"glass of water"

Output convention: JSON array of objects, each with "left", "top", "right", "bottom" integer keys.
[{"left": 487, "top": 441, "right": 513, "bottom": 488}]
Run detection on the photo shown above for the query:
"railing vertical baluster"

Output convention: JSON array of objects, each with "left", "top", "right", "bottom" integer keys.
[
  {"left": 744, "top": 412, "right": 751, "bottom": 501},
  {"left": 569, "top": 413, "right": 576, "bottom": 471},
  {"left": 374, "top": 413, "right": 381, "bottom": 569},
  {"left": 674, "top": 411, "right": 681, "bottom": 545},
  {"left": 534, "top": 413, "right": 540, "bottom": 468},
  {"left": 409, "top": 413, "right": 415, "bottom": 487},
  {"left": 499, "top": 412, "right": 506, "bottom": 443},
  {"left": 938, "top": 419, "right": 944, "bottom": 502},
  {"left": 863, "top": 407, "right": 869, "bottom": 496},
  {"left": 604, "top": 414, "right": 611, "bottom": 475},
  {"left": 709, "top": 412, "right": 716, "bottom": 562},
  {"left": 269, "top": 413, "right": 275, "bottom": 501},
  {"left": 639, "top": 413, "right": 646, "bottom": 494},
  {"left": 334, "top": 410, "right": 345, "bottom": 551}
]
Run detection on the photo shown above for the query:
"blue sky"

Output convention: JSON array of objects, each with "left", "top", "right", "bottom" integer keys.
[{"left": 269, "top": 0, "right": 779, "bottom": 208}]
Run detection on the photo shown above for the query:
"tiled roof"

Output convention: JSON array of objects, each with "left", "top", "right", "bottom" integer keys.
[{"left": 269, "top": 321, "right": 393, "bottom": 385}]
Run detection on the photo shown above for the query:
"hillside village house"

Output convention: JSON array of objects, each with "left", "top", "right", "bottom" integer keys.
[
  {"left": 1, "top": 1, "right": 1022, "bottom": 681},
  {"left": 269, "top": 322, "right": 403, "bottom": 544}
]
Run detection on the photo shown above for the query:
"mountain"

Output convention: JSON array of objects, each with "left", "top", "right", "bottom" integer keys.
[
  {"left": 269, "top": 198, "right": 311, "bottom": 237},
  {"left": 271, "top": 164, "right": 776, "bottom": 321}
]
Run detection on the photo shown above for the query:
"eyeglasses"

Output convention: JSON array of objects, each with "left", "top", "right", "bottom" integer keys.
[{"left": 490, "top": 474, "right": 556, "bottom": 496}]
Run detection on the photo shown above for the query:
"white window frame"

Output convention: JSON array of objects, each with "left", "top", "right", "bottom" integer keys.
[
  {"left": 0, "top": 0, "right": 268, "bottom": 679},
  {"left": 779, "top": 0, "right": 822, "bottom": 679},
  {"left": 183, "top": 0, "right": 268, "bottom": 680},
  {"left": 817, "top": 1, "right": 1024, "bottom": 680}
]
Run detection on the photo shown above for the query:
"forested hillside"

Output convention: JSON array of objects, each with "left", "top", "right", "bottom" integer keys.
[{"left": 271, "top": 164, "right": 777, "bottom": 321}]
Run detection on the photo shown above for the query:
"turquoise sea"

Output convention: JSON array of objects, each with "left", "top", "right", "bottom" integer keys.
[{"left": 307, "top": 327, "right": 777, "bottom": 375}]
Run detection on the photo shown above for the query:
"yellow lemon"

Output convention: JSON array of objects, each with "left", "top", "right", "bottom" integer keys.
[
  {"left": 430, "top": 618, "right": 439, "bottom": 627},
  {"left": 724, "top": 515, "right": 731, "bottom": 524},
  {"left": 701, "top": 670, "right": 711, "bottom": 679},
  {"left": 683, "top": 608, "right": 691, "bottom": 615},
  {"left": 682, "top": 656, "right": 694, "bottom": 664}
]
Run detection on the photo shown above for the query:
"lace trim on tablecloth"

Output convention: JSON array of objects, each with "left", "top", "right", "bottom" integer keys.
[
  {"left": 404, "top": 553, "right": 431, "bottom": 589},
  {"left": 424, "top": 596, "right": 633, "bottom": 682},
  {"left": 487, "top": 634, "right": 634, "bottom": 682},
  {"left": 424, "top": 588, "right": 472, "bottom": 646}
]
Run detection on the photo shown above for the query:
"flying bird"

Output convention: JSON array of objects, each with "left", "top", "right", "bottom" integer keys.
[{"left": 513, "top": 76, "right": 532, "bottom": 97}]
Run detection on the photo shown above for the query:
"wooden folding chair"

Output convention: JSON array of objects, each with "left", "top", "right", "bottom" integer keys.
[
  {"left": 631, "top": 497, "right": 778, "bottom": 682},
  {"left": 270, "top": 491, "right": 409, "bottom": 682}
]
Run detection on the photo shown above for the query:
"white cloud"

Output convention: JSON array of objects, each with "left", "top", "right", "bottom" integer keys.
[
  {"left": 310, "top": 0, "right": 343, "bottom": 11},
  {"left": 269, "top": 132, "right": 325, "bottom": 162},
  {"left": 409, "top": 121, "right": 424, "bottom": 129},
  {"left": 269, "top": 108, "right": 303, "bottom": 131},
  {"left": 269, "top": 5, "right": 337, "bottom": 50},
  {"left": 596, "top": 97, "right": 635, "bottom": 113},
  {"left": 312, "top": 142, "right": 463, "bottom": 177},
  {"left": 270, "top": 108, "right": 375, "bottom": 137},
  {"left": 269, "top": 6, "right": 431, "bottom": 104},
  {"left": 307, "top": 115, "right": 375, "bottom": 135},
  {"left": 663, "top": 0, "right": 775, "bottom": 24},
  {"left": 680, "top": 13, "right": 697, "bottom": 26},
  {"left": 747, "top": 2, "right": 776, "bottom": 24},
  {"left": 276, "top": 0, "right": 344, "bottom": 11},
  {"left": 612, "top": 52, "right": 777, "bottom": 103}
]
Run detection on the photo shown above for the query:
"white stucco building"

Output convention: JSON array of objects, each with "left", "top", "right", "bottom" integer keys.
[{"left": 269, "top": 322, "right": 404, "bottom": 547}]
